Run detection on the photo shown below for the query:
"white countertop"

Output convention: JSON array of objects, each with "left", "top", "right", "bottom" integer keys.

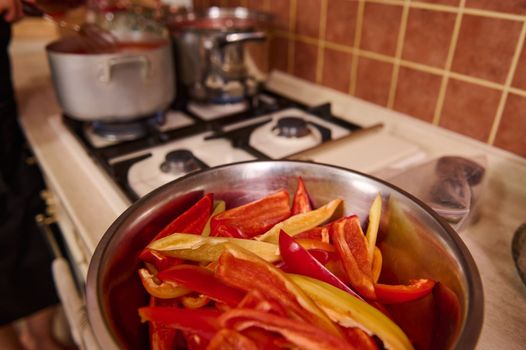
[{"left": 11, "top": 39, "right": 526, "bottom": 349}]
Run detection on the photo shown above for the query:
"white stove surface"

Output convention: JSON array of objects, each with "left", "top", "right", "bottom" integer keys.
[
  {"left": 123, "top": 132, "right": 256, "bottom": 197},
  {"left": 248, "top": 108, "right": 351, "bottom": 158},
  {"left": 187, "top": 101, "right": 248, "bottom": 121}
]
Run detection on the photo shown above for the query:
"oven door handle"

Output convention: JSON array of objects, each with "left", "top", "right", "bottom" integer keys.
[{"left": 36, "top": 214, "right": 100, "bottom": 350}]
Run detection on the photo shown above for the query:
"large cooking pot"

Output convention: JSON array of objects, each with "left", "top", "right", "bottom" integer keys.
[
  {"left": 46, "top": 15, "right": 175, "bottom": 122},
  {"left": 86, "top": 160, "right": 483, "bottom": 349},
  {"left": 168, "top": 7, "right": 268, "bottom": 103}
]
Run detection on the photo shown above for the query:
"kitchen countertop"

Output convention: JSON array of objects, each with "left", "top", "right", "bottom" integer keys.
[{"left": 11, "top": 38, "right": 526, "bottom": 349}]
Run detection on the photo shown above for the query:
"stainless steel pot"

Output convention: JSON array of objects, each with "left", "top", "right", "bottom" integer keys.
[
  {"left": 46, "top": 27, "right": 175, "bottom": 122},
  {"left": 168, "top": 7, "right": 268, "bottom": 103},
  {"left": 86, "top": 160, "right": 483, "bottom": 350}
]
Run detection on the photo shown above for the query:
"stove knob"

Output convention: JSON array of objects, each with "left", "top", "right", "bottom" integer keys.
[
  {"left": 273, "top": 117, "right": 311, "bottom": 138},
  {"left": 160, "top": 149, "right": 201, "bottom": 175}
]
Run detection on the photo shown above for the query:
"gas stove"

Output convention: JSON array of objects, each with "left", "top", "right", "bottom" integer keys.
[{"left": 63, "top": 89, "right": 362, "bottom": 201}]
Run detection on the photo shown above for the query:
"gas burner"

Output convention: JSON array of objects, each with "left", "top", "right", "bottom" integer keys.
[
  {"left": 160, "top": 149, "right": 206, "bottom": 176},
  {"left": 273, "top": 117, "right": 311, "bottom": 138}
]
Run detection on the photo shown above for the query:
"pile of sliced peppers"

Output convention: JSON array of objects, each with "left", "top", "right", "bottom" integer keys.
[{"left": 137, "top": 177, "right": 437, "bottom": 350}]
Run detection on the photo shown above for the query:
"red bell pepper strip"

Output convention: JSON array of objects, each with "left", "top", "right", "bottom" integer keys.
[
  {"left": 211, "top": 190, "right": 291, "bottom": 238},
  {"left": 210, "top": 223, "right": 245, "bottom": 238},
  {"left": 219, "top": 309, "right": 354, "bottom": 350},
  {"left": 147, "top": 297, "right": 179, "bottom": 350},
  {"left": 207, "top": 329, "right": 259, "bottom": 350},
  {"left": 375, "top": 279, "right": 436, "bottom": 304},
  {"left": 291, "top": 177, "right": 312, "bottom": 215},
  {"left": 278, "top": 230, "right": 362, "bottom": 299},
  {"left": 157, "top": 264, "right": 244, "bottom": 308},
  {"left": 342, "top": 327, "right": 379, "bottom": 350},
  {"left": 294, "top": 226, "right": 330, "bottom": 242},
  {"left": 331, "top": 216, "right": 376, "bottom": 299},
  {"left": 215, "top": 244, "right": 343, "bottom": 337},
  {"left": 140, "top": 194, "right": 214, "bottom": 268},
  {"left": 139, "top": 306, "right": 221, "bottom": 341},
  {"left": 139, "top": 250, "right": 183, "bottom": 274}
]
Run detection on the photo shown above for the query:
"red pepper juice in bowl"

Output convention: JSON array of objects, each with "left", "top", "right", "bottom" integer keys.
[{"left": 86, "top": 161, "right": 483, "bottom": 350}]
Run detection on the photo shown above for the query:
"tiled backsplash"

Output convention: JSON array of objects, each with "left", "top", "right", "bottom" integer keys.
[{"left": 194, "top": 0, "right": 526, "bottom": 158}]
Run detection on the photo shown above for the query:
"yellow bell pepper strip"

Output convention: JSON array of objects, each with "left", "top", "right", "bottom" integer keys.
[
  {"left": 256, "top": 198, "right": 343, "bottom": 244},
  {"left": 139, "top": 306, "right": 221, "bottom": 342},
  {"left": 157, "top": 264, "right": 245, "bottom": 308},
  {"left": 215, "top": 244, "right": 344, "bottom": 338},
  {"left": 138, "top": 268, "right": 192, "bottom": 299},
  {"left": 181, "top": 294, "right": 210, "bottom": 309},
  {"left": 374, "top": 279, "right": 436, "bottom": 304},
  {"left": 139, "top": 193, "right": 214, "bottom": 269},
  {"left": 365, "top": 193, "right": 382, "bottom": 263},
  {"left": 289, "top": 274, "right": 415, "bottom": 350},
  {"left": 219, "top": 309, "right": 353, "bottom": 350},
  {"left": 291, "top": 176, "right": 312, "bottom": 215},
  {"left": 331, "top": 215, "right": 376, "bottom": 299},
  {"left": 201, "top": 200, "right": 226, "bottom": 237},
  {"left": 207, "top": 329, "right": 259, "bottom": 350},
  {"left": 210, "top": 190, "right": 291, "bottom": 238},
  {"left": 371, "top": 247, "right": 383, "bottom": 284},
  {"left": 278, "top": 230, "right": 362, "bottom": 300},
  {"left": 148, "top": 233, "right": 280, "bottom": 263}
]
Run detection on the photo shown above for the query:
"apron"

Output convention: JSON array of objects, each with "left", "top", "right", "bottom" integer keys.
[{"left": 0, "top": 18, "right": 59, "bottom": 325}]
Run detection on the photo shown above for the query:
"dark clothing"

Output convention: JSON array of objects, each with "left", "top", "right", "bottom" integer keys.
[{"left": 0, "top": 18, "right": 59, "bottom": 326}]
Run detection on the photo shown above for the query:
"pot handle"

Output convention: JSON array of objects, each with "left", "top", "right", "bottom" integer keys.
[
  {"left": 218, "top": 31, "right": 266, "bottom": 47},
  {"left": 98, "top": 55, "right": 151, "bottom": 83}
]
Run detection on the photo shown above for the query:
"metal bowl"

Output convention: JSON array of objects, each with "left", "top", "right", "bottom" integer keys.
[{"left": 86, "top": 160, "right": 483, "bottom": 349}]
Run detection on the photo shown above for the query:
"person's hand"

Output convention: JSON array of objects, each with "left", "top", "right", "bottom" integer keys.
[{"left": 0, "top": 0, "right": 32, "bottom": 22}]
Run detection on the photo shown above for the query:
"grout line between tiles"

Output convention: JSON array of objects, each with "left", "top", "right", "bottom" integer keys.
[
  {"left": 288, "top": 0, "right": 297, "bottom": 74},
  {"left": 387, "top": 0, "right": 411, "bottom": 109},
  {"left": 432, "top": 0, "right": 465, "bottom": 126},
  {"left": 349, "top": 0, "right": 366, "bottom": 96},
  {"left": 316, "top": 0, "right": 329, "bottom": 84},
  {"left": 487, "top": 19, "right": 526, "bottom": 145},
  {"left": 367, "top": 0, "right": 526, "bottom": 22}
]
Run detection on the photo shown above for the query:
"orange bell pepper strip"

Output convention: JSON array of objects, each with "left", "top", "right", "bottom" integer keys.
[
  {"left": 374, "top": 279, "right": 436, "bottom": 304},
  {"left": 215, "top": 245, "right": 343, "bottom": 338},
  {"left": 331, "top": 216, "right": 376, "bottom": 299},
  {"left": 140, "top": 193, "right": 214, "bottom": 269},
  {"left": 294, "top": 226, "right": 331, "bottom": 242},
  {"left": 138, "top": 268, "right": 191, "bottom": 299},
  {"left": 219, "top": 309, "right": 353, "bottom": 350},
  {"left": 211, "top": 190, "right": 291, "bottom": 238},
  {"left": 291, "top": 177, "right": 312, "bottom": 215},
  {"left": 342, "top": 327, "right": 379, "bottom": 350}
]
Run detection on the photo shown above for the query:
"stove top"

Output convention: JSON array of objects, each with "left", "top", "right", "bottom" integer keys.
[{"left": 63, "top": 89, "right": 362, "bottom": 201}]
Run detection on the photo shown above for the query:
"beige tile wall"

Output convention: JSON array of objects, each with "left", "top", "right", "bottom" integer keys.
[{"left": 195, "top": 0, "right": 526, "bottom": 158}]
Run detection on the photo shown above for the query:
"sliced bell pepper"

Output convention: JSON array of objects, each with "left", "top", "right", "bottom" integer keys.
[
  {"left": 374, "top": 279, "right": 436, "bottom": 304},
  {"left": 157, "top": 264, "right": 245, "bottom": 308},
  {"left": 148, "top": 297, "right": 179, "bottom": 350},
  {"left": 289, "top": 274, "right": 414, "bottom": 350},
  {"left": 294, "top": 226, "right": 331, "bottom": 242},
  {"left": 211, "top": 223, "right": 245, "bottom": 238},
  {"left": 365, "top": 193, "right": 382, "bottom": 263},
  {"left": 139, "top": 306, "right": 221, "bottom": 341},
  {"left": 139, "top": 249, "right": 183, "bottom": 272},
  {"left": 207, "top": 329, "right": 259, "bottom": 350},
  {"left": 256, "top": 198, "right": 342, "bottom": 243},
  {"left": 371, "top": 247, "right": 383, "bottom": 284},
  {"left": 331, "top": 216, "right": 376, "bottom": 299},
  {"left": 291, "top": 177, "right": 312, "bottom": 215},
  {"left": 278, "top": 230, "right": 362, "bottom": 299},
  {"left": 181, "top": 294, "right": 210, "bottom": 309},
  {"left": 215, "top": 244, "right": 343, "bottom": 338},
  {"left": 140, "top": 194, "right": 214, "bottom": 268},
  {"left": 295, "top": 238, "right": 335, "bottom": 253},
  {"left": 201, "top": 200, "right": 226, "bottom": 237},
  {"left": 149, "top": 233, "right": 280, "bottom": 263},
  {"left": 219, "top": 309, "right": 351, "bottom": 350},
  {"left": 342, "top": 327, "right": 379, "bottom": 350},
  {"left": 138, "top": 268, "right": 191, "bottom": 299},
  {"left": 211, "top": 190, "right": 291, "bottom": 238}
]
